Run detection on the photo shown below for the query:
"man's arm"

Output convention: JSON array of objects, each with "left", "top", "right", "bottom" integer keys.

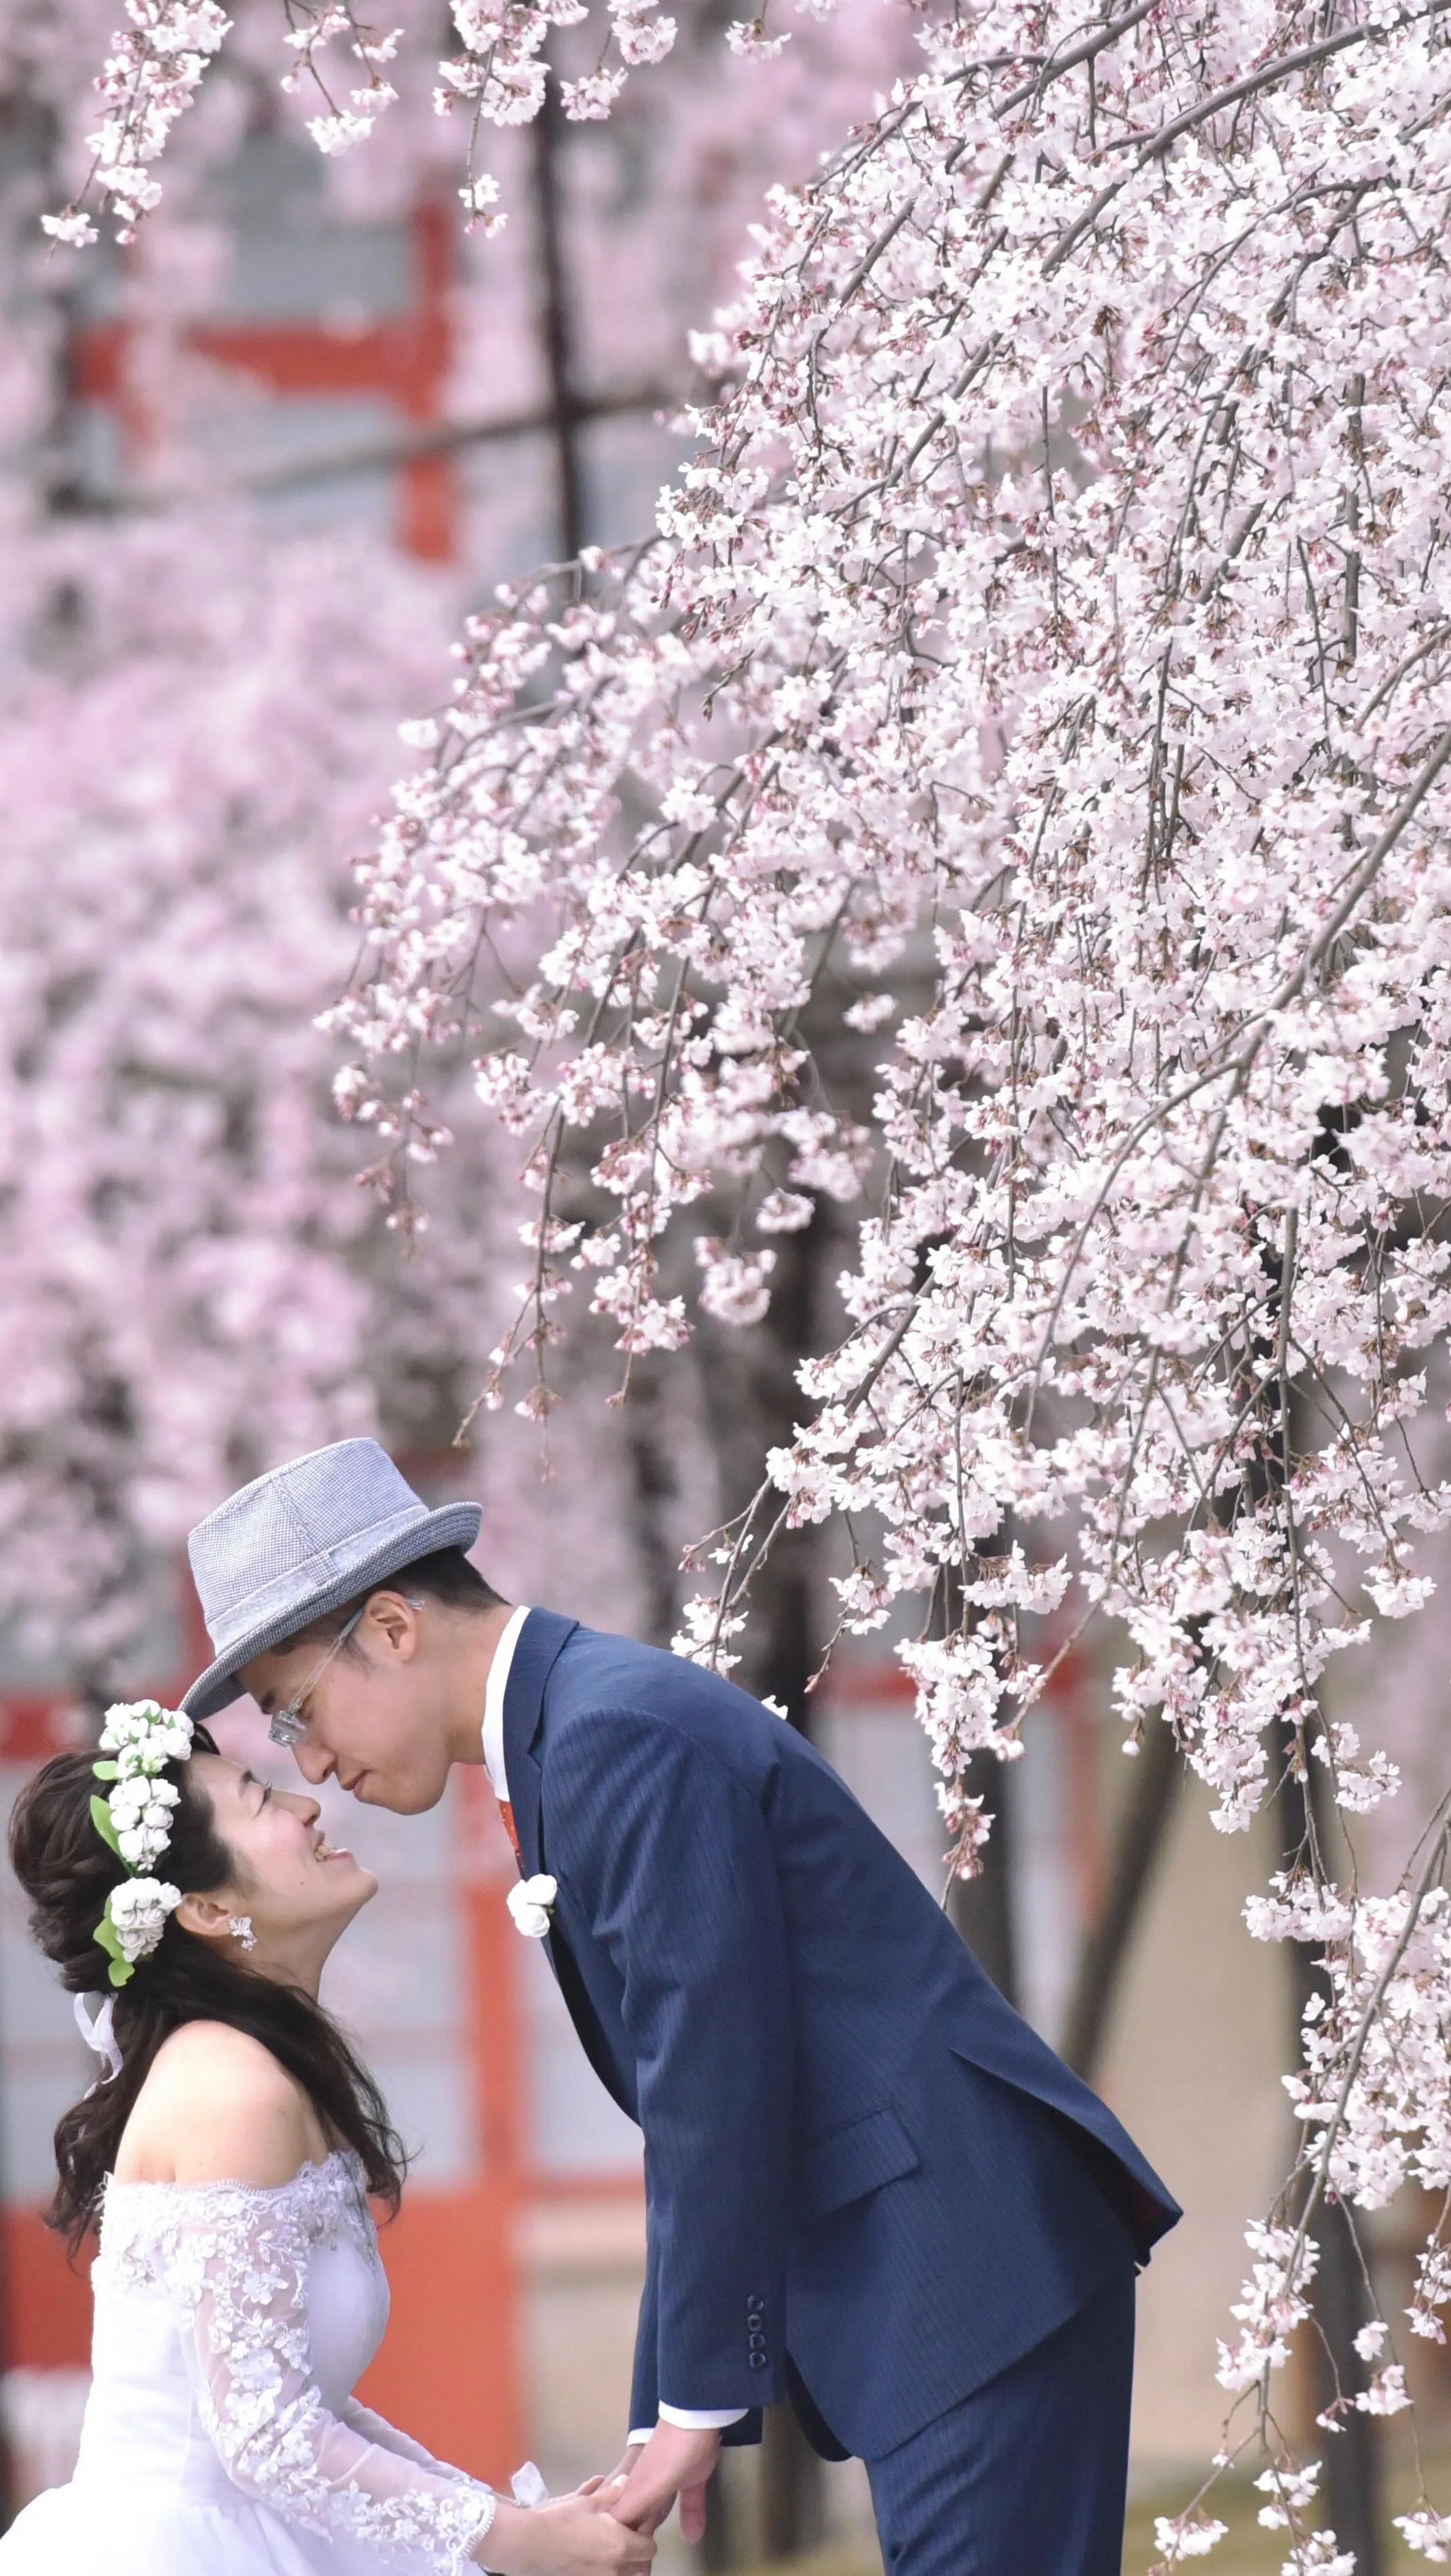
[
  {"left": 626, "top": 2251, "right": 749, "bottom": 2439},
  {"left": 626, "top": 2235, "right": 661, "bottom": 2442},
  {"left": 549, "top": 1709, "right": 794, "bottom": 2432},
  {"left": 618, "top": 2266, "right": 754, "bottom": 2532},
  {"left": 611, "top": 2424, "right": 722, "bottom": 2543}
]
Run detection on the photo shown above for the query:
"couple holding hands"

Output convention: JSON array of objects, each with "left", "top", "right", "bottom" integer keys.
[{"left": 2, "top": 1438, "right": 1177, "bottom": 2576}]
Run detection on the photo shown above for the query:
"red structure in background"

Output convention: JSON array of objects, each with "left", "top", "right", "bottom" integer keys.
[{"left": 70, "top": 200, "right": 458, "bottom": 563}]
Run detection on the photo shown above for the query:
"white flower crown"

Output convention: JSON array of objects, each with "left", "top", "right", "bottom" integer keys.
[{"left": 89, "top": 1701, "right": 193, "bottom": 1987}]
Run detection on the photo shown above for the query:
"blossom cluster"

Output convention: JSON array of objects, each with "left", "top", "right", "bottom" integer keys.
[
  {"left": 43, "top": 0, "right": 230, "bottom": 244},
  {"left": 1153, "top": 2514, "right": 1230, "bottom": 2564},
  {"left": 1281, "top": 1887, "right": 1451, "bottom": 2227},
  {"left": 48, "top": 0, "right": 826, "bottom": 244},
  {"left": 1201, "top": 1868, "right": 1451, "bottom": 2555},
  {"left": 281, "top": 3, "right": 403, "bottom": 159},
  {"left": 436, "top": 0, "right": 679, "bottom": 146}
]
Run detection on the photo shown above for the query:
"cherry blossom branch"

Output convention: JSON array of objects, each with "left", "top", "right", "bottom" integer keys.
[{"left": 44, "top": 0, "right": 231, "bottom": 247}]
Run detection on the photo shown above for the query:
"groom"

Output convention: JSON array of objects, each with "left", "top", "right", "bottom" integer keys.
[{"left": 183, "top": 1439, "right": 1179, "bottom": 2574}]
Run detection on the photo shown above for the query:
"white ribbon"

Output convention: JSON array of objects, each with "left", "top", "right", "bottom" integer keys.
[{"left": 73, "top": 1990, "right": 124, "bottom": 2092}]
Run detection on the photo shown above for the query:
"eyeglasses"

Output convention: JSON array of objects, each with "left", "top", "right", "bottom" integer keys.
[{"left": 267, "top": 1608, "right": 365, "bottom": 1749}]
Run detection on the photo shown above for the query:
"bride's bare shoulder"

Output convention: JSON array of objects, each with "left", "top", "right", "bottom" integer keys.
[{"left": 114, "top": 2022, "right": 326, "bottom": 2188}]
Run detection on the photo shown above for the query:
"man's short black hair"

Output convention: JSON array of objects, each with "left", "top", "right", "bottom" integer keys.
[
  {"left": 282, "top": 1546, "right": 504, "bottom": 1654},
  {"left": 381, "top": 1545, "right": 505, "bottom": 1613}
]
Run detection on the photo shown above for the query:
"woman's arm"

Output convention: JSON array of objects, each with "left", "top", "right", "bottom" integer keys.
[
  {"left": 339, "top": 2399, "right": 478, "bottom": 2484},
  {"left": 175, "top": 2180, "right": 496, "bottom": 2573},
  {"left": 148, "top": 2030, "right": 648, "bottom": 2576}
]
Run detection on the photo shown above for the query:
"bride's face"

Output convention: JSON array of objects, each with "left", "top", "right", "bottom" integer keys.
[{"left": 188, "top": 1753, "right": 377, "bottom": 1960}]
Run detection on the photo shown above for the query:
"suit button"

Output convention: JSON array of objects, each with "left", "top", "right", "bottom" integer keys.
[{"left": 749, "top": 2353, "right": 768, "bottom": 2371}]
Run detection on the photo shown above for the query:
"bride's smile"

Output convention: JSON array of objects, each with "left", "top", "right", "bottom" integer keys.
[{"left": 170, "top": 1751, "right": 378, "bottom": 2000}]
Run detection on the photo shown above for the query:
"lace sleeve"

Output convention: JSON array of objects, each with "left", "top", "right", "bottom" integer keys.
[
  {"left": 170, "top": 2182, "right": 496, "bottom": 2575},
  {"left": 341, "top": 2398, "right": 477, "bottom": 2484}
]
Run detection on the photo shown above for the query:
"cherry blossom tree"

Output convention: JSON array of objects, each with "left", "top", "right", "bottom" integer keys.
[
  {"left": 41, "top": 0, "right": 1451, "bottom": 2558},
  {"left": 1, "top": 0, "right": 910, "bottom": 1692},
  {"left": 0, "top": 507, "right": 473, "bottom": 1679},
  {"left": 309, "top": 0, "right": 1451, "bottom": 2562},
  {"left": 3, "top": 3, "right": 905, "bottom": 2554}
]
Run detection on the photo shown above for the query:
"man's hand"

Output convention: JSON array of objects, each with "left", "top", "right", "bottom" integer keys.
[
  {"left": 609, "top": 2422, "right": 722, "bottom": 2544},
  {"left": 601, "top": 2446, "right": 647, "bottom": 2495}
]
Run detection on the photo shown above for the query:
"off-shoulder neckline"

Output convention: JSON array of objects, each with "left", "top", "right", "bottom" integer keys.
[{"left": 104, "top": 2147, "right": 360, "bottom": 2201}]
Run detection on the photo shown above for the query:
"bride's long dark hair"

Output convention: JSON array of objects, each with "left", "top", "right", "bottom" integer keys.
[{"left": 10, "top": 1734, "right": 407, "bottom": 2250}]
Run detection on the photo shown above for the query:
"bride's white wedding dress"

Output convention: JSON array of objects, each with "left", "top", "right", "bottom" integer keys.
[{"left": 0, "top": 2151, "right": 499, "bottom": 2575}]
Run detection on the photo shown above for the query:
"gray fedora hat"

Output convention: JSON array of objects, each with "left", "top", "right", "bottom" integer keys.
[{"left": 182, "top": 1437, "right": 483, "bottom": 1720}]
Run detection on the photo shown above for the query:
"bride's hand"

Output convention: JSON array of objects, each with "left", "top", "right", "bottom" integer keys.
[{"left": 474, "top": 2491, "right": 656, "bottom": 2576}]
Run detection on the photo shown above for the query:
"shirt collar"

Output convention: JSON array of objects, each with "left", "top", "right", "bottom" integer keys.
[{"left": 481, "top": 1604, "right": 531, "bottom": 1801}]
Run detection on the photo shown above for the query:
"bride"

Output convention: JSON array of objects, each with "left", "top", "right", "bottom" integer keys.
[{"left": 1, "top": 1699, "right": 652, "bottom": 2576}]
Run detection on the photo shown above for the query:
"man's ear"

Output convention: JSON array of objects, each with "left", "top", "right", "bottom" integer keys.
[
  {"left": 175, "top": 1891, "right": 235, "bottom": 1946},
  {"left": 363, "top": 1590, "right": 423, "bottom": 1660}
]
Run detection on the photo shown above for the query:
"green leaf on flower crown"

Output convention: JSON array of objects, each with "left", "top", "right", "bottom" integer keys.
[
  {"left": 107, "top": 1956, "right": 133, "bottom": 1989},
  {"left": 90, "top": 1795, "right": 122, "bottom": 1857},
  {"left": 93, "top": 1909, "right": 124, "bottom": 1959},
  {"left": 92, "top": 1760, "right": 120, "bottom": 1781}
]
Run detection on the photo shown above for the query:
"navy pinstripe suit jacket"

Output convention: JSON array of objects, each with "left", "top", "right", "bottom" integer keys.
[{"left": 502, "top": 1610, "right": 1180, "bottom": 2463}]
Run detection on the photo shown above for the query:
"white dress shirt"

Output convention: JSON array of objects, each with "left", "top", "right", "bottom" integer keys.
[
  {"left": 480, "top": 1606, "right": 744, "bottom": 2444},
  {"left": 481, "top": 1603, "right": 530, "bottom": 1800}
]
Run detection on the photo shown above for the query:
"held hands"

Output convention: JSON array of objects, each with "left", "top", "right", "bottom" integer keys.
[
  {"left": 608, "top": 2421, "right": 723, "bottom": 2545},
  {"left": 472, "top": 2417, "right": 722, "bottom": 2571},
  {"left": 476, "top": 2487, "right": 654, "bottom": 2576}
]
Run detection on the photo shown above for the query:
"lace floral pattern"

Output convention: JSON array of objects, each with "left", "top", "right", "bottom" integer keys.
[{"left": 98, "top": 2153, "right": 495, "bottom": 2575}]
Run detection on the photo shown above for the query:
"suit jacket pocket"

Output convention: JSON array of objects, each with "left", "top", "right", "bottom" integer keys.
[{"left": 795, "top": 2104, "right": 922, "bottom": 2224}]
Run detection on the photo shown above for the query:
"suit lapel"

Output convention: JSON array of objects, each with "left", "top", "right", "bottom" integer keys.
[
  {"left": 498, "top": 1610, "right": 631, "bottom": 2115},
  {"left": 500, "top": 1607, "right": 578, "bottom": 1881}
]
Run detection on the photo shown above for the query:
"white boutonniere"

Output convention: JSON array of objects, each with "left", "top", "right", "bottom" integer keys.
[{"left": 507, "top": 1873, "right": 558, "bottom": 1938}]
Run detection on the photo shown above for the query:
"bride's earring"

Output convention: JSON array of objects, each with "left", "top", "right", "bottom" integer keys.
[{"left": 228, "top": 1915, "right": 257, "bottom": 1952}]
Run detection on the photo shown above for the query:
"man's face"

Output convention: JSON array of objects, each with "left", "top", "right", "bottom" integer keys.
[{"left": 238, "top": 1592, "right": 455, "bottom": 1815}]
